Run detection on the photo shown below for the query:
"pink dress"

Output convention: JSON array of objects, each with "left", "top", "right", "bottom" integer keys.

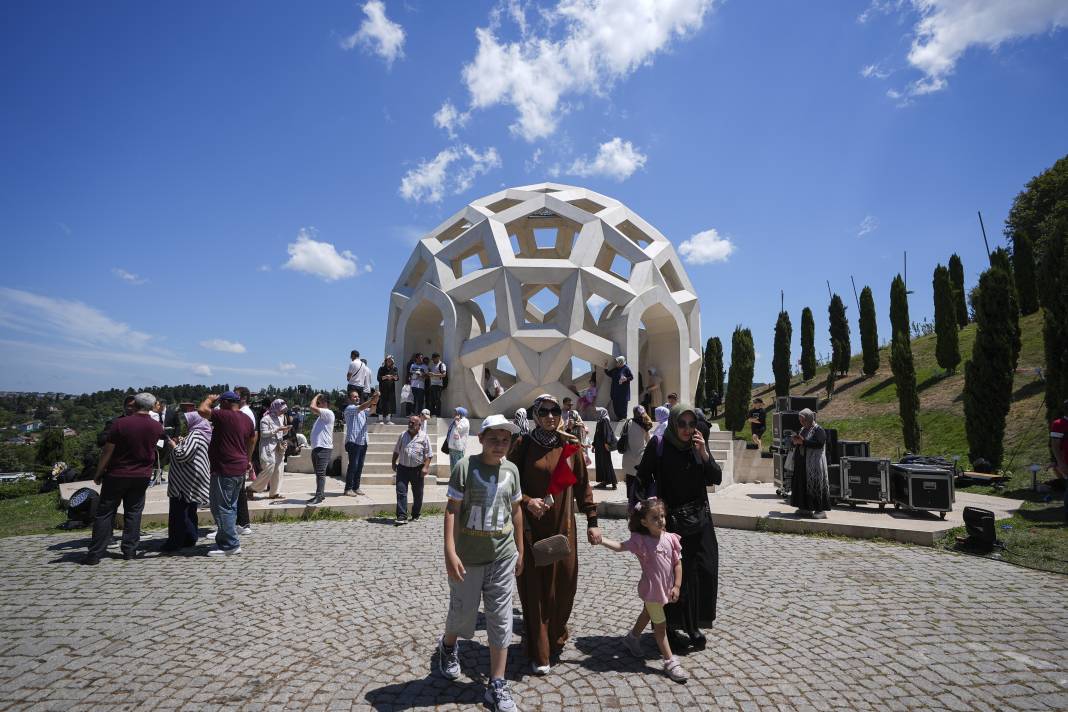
[{"left": 621, "top": 531, "right": 682, "bottom": 604}]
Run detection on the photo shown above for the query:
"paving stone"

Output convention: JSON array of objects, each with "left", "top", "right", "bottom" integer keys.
[{"left": 0, "top": 520, "right": 1066, "bottom": 710}]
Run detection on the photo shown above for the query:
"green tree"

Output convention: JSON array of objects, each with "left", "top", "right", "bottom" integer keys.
[
  {"left": 889, "top": 275, "right": 920, "bottom": 452},
  {"left": 705, "top": 336, "right": 725, "bottom": 417},
  {"left": 828, "top": 294, "right": 851, "bottom": 375},
  {"left": 694, "top": 353, "right": 706, "bottom": 409},
  {"left": 1038, "top": 211, "right": 1068, "bottom": 422},
  {"left": 948, "top": 253, "right": 969, "bottom": 327},
  {"left": 932, "top": 264, "right": 961, "bottom": 373},
  {"left": 772, "top": 311, "right": 792, "bottom": 397},
  {"left": 987, "top": 247, "right": 1022, "bottom": 369},
  {"left": 34, "top": 429, "right": 65, "bottom": 475},
  {"left": 1005, "top": 153, "right": 1068, "bottom": 259},
  {"left": 800, "top": 307, "right": 816, "bottom": 380},
  {"left": 825, "top": 346, "right": 838, "bottom": 400},
  {"left": 723, "top": 326, "right": 755, "bottom": 434},
  {"left": 963, "top": 268, "right": 1017, "bottom": 467},
  {"left": 858, "top": 286, "right": 879, "bottom": 376},
  {"left": 1011, "top": 230, "right": 1039, "bottom": 315}
]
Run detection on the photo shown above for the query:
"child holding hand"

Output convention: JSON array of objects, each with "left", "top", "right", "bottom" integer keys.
[{"left": 598, "top": 497, "right": 688, "bottom": 682}]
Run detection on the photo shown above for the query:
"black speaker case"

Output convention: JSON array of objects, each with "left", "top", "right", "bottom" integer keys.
[
  {"left": 838, "top": 440, "right": 871, "bottom": 459},
  {"left": 891, "top": 463, "right": 954, "bottom": 517},
  {"left": 827, "top": 463, "right": 842, "bottom": 502},
  {"left": 773, "top": 452, "right": 791, "bottom": 498},
  {"left": 788, "top": 395, "right": 819, "bottom": 413},
  {"left": 840, "top": 457, "right": 890, "bottom": 505},
  {"left": 773, "top": 412, "right": 802, "bottom": 440}
]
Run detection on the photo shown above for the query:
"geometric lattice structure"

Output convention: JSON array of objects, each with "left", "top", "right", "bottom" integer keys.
[{"left": 384, "top": 183, "right": 701, "bottom": 418}]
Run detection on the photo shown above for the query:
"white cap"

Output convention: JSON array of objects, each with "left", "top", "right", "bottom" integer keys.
[
  {"left": 479, "top": 413, "right": 519, "bottom": 435},
  {"left": 421, "top": 409, "right": 431, "bottom": 416}
]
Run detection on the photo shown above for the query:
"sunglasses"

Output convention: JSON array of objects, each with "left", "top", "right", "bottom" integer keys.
[
  {"left": 677, "top": 419, "right": 697, "bottom": 429},
  {"left": 537, "top": 406, "right": 562, "bottom": 417}
]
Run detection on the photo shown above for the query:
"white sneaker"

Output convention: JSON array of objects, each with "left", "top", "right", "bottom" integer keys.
[
  {"left": 664, "top": 656, "right": 688, "bottom": 682},
  {"left": 204, "top": 530, "right": 216, "bottom": 540},
  {"left": 237, "top": 525, "right": 252, "bottom": 535},
  {"left": 530, "top": 662, "right": 551, "bottom": 676},
  {"left": 206, "top": 547, "right": 242, "bottom": 557}
]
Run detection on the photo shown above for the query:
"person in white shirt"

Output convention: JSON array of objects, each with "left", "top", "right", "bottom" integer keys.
[
  {"left": 347, "top": 350, "right": 372, "bottom": 401},
  {"left": 391, "top": 415, "right": 433, "bottom": 524},
  {"left": 307, "top": 394, "right": 335, "bottom": 506},
  {"left": 409, "top": 355, "right": 428, "bottom": 414},
  {"left": 446, "top": 407, "right": 470, "bottom": 472},
  {"left": 428, "top": 353, "right": 448, "bottom": 416}
]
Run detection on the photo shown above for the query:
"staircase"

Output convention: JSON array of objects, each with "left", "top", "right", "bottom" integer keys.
[
  {"left": 707, "top": 429, "right": 734, "bottom": 489},
  {"left": 285, "top": 420, "right": 440, "bottom": 488}
]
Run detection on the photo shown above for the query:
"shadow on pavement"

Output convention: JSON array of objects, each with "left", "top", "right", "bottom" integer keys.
[{"left": 573, "top": 634, "right": 651, "bottom": 674}]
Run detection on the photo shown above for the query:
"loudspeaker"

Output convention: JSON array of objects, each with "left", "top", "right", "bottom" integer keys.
[
  {"left": 824, "top": 428, "right": 839, "bottom": 466},
  {"left": 962, "top": 506, "right": 997, "bottom": 551},
  {"left": 67, "top": 487, "right": 99, "bottom": 525},
  {"left": 789, "top": 395, "right": 819, "bottom": 413}
]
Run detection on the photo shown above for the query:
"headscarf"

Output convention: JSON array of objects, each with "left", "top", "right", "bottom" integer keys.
[
  {"left": 633, "top": 405, "right": 652, "bottom": 431},
  {"left": 185, "top": 411, "right": 212, "bottom": 444},
  {"left": 652, "top": 406, "right": 670, "bottom": 438},
  {"left": 454, "top": 406, "right": 468, "bottom": 418},
  {"left": 529, "top": 394, "right": 562, "bottom": 448},
  {"left": 664, "top": 403, "right": 697, "bottom": 452},
  {"left": 269, "top": 399, "right": 287, "bottom": 417},
  {"left": 614, "top": 355, "right": 626, "bottom": 366},
  {"left": 512, "top": 407, "right": 530, "bottom": 436},
  {"left": 595, "top": 407, "right": 610, "bottom": 424}
]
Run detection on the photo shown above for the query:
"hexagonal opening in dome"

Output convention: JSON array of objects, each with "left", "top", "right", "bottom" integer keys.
[
  {"left": 568, "top": 197, "right": 607, "bottom": 215},
  {"left": 468, "top": 289, "right": 498, "bottom": 334},
  {"left": 616, "top": 219, "right": 654, "bottom": 248},
  {"left": 585, "top": 293, "right": 610, "bottom": 327},
  {"left": 505, "top": 212, "right": 582, "bottom": 260},
  {"left": 522, "top": 285, "right": 560, "bottom": 325}
]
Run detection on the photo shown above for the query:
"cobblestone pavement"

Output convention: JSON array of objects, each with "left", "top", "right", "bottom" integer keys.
[{"left": 1, "top": 519, "right": 1066, "bottom": 712}]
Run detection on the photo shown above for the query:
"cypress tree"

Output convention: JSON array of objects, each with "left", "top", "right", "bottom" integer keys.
[
  {"left": 963, "top": 268, "right": 1017, "bottom": 467},
  {"left": 988, "top": 247, "right": 1022, "bottom": 369},
  {"left": 1011, "top": 231, "right": 1039, "bottom": 315},
  {"left": 932, "top": 264, "right": 961, "bottom": 373},
  {"left": 723, "top": 326, "right": 755, "bottom": 434},
  {"left": 1038, "top": 214, "right": 1068, "bottom": 422},
  {"left": 772, "top": 311, "right": 792, "bottom": 397},
  {"left": 889, "top": 275, "right": 921, "bottom": 452},
  {"left": 694, "top": 355, "right": 706, "bottom": 409},
  {"left": 825, "top": 346, "right": 838, "bottom": 399},
  {"left": 800, "top": 307, "right": 816, "bottom": 380},
  {"left": 707, "top": 336, "right": 725, "bottom": 404},
  {"left": 948, "top": 253, "right": 968, "bottom": 327},
  {"left": 828, "top": 294, "right": 851, "bottom": 375},
  {"left": 858, "top": 286, "right": 879, "bottom": 376}
]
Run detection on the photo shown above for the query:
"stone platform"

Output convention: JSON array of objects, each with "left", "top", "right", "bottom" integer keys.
[{"left": 60, "top": 477, "right": 1020, "bottom": 546}]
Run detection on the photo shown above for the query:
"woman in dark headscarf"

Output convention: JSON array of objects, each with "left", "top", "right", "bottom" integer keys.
[
  {"left": 512, "top": 407, "right": 530, "bottom": 436},
  {"left": 592, "top": 406, "right": 618, "bottom": 489},
  {"left": 377, "top": 355, "right": 399, "bottom": 424},
  {"left": 789, "top": 408, "right": 831, "bottom": 519},
  {"left": 635, "top": 403, "right": 722, "bottom": 652},
  {"left": 162, "top": 411, "right": 212, "bottom": 551},
  {"left": 509, "top": 394, "right": 600, "bottom": 675}
]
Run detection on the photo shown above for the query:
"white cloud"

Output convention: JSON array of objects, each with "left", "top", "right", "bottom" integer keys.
[
  {"left": 525, "top": 148, "right": 543, "bottom": 173},
  {"left": 566, "top": 137, "right": 647, "bottom": 181},
  {"left": 458, "top": 0, "right": 715, "bottom": 141},
  {"left": 860, "top": 63, "right": 891, "bottom": 79},
  {"left": 278, "top": 362, "right": 297, "bottom": 372},
  {"left": 112, "top": 268, "right": 148, "bottom": 286},
  {"left": 399, "top": 145, "right": 502, "bottom": 203},
  {"left": 678, "top": 228, "right": 734, "bottom": 265},
  {"left": 200, "top": 338, "right": 247, "bottom": 354},
  {"left": 0, "top": 287, "right": 154, "bottom": 350},
  {"left": 341, "top": 0, "right": 406, "bottom": 67},
  {"left": 283, "top": 227, "right": 360, "bottom": 281},
  {"left": 868, "top": 0, "right": 1068, "bottom": 99},
  {"left": 257, "top": 264, "right": 271, "bottom": 272},
  {"left": 192, "top": 364, "right": 213, "bottom": 377},
  {"left": 433, "top": 101, "right": 470, "bottom": 138},
  {"left": 858, "top": 215, "right": 879, "bottom": 237}
]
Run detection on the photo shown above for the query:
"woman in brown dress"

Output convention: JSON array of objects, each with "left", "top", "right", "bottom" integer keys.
[{"left": 508, "top": 393, "right": 601, "bottom": 675}]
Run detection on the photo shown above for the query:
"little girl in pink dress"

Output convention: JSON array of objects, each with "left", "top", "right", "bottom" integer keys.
[{"left": 598, "top": 497, "right": 687, "bottom": 682}]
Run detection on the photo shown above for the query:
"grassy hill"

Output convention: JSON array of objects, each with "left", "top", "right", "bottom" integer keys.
[
  {"left": 717, "top": 310, "right": 1068, "bottom": 574},
  {"left": 740, "top": 310, "right": 1049, "bottom": 473}
]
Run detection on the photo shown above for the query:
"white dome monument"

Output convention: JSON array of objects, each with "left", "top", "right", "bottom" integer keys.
[{"left": 385, "top": 183, "right": 701, "bottom": 418}]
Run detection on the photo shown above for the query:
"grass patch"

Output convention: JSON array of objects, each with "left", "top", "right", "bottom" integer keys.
[
  {"left": 821, "top": 410, "right": 968, "bottom": 462},
  {"left": 0, "top": 489, "right": 68, "bottom": 538},
  {"left": 260, "top": 507, "right": 352, "bottom": 523},
  {"left": 935, "top": 498, "right": 1068, "bottom": 576}
]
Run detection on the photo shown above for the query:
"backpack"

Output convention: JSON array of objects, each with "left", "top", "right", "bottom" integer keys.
[{"left": 616, "top": 420, "right": 630, "bottom": 454}]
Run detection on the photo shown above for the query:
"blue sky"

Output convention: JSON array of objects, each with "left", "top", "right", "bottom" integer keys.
[{"left": 2, "top": 0, "right": 1066, "bottom": 394}]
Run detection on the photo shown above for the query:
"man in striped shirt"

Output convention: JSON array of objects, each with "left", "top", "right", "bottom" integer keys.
[{"left": 391, "top": 415, "right": 433, "bottom": 525}]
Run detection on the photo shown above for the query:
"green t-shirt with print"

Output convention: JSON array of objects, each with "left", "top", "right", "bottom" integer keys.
[{"left": 446, "top": 454, "right": 522, "bottom": 566}]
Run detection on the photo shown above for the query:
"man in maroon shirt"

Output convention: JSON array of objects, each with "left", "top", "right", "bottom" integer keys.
[
  {"left": 85, "top": 392, "right": 164, "bottom": 565},
  {"left": 200, "top": 391, "right": 256, "bottom": 556}
]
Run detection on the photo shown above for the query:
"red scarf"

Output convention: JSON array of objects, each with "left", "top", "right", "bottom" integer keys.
[{"left": 547, "top": 443, "right": 580, "bottom": 496}]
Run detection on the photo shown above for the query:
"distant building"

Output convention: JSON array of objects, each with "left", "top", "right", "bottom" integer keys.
[
  {"left": 62, "top": 428, "right": 77, "bottom": 438},
  {"left": 15, "top": 421, "right": 43, "bottom": 433}
]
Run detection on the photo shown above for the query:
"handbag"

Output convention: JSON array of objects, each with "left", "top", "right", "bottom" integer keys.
[
  {"left": 668, "top": 499, "right": 710, "bottom": 537},
  {"left": 617, "top": 420, "right": 629, "bottom": 454},
  {"left": 528, "top": 498, "right": 573, "bottom": 567},
  {"left": 441, "top": 422, "right": 453, "bottom": 455}
]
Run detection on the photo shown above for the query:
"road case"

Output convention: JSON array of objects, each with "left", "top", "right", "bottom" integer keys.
[
  {"left": 890, "top": 463, "right": 954, "bottom": 519},
  {"left": 775, "top": 395, "right": 819, "bottom": 413},
  {"left": 827, "top": 463, "right": 842, "bottom": 502},
  {"left": 773, "top": 411, "right": 802, "bottom": 440},
  {"left": 773, "top": 451, "right": 792, "bottom": 498},
  {"left": 840, "top": 456, "right": 890, "bottom": 507},
  {"left": 838, "top": 440, "right": 871, "bottom": 460}
]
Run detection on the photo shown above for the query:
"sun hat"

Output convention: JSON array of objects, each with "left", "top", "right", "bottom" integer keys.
[{"left": 480, "top": 414, "right": 519, "bottom": 435}]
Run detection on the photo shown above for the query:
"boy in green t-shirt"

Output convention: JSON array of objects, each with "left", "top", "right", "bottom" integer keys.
[{"left": 437, "top": 414, "right": 524, "bottom": 712}]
